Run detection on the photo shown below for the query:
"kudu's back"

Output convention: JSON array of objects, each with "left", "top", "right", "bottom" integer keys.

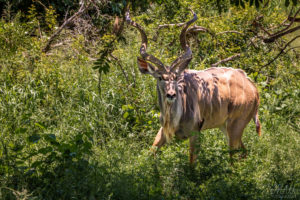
[{"left": 182, "top": 67, "right": 260, "bottom": 132}]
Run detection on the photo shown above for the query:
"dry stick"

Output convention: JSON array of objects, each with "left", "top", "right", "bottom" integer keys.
[
  {"left": 42, "top": 1, "right": 89, "bottom": 53},
  {"left": 153, "top": 23, "right": 185, "bottom": 41},
  {"left": 216, "top": 31, "right": 243, "bottom": 35},
  {"left": 288, "top": 17, "right": 300, "bottom": 22},
  {"left": 35, "top": 0, "right": 47, "bottom": 10},
  {"left": 263, "top": 25, "right": 300, "bottom": 43},
  {"left": 211, "top": 54, "right": 241, "bottom": 67},
  {"left": 286, "top": 45, "right": 300, "bottom": 58},
  {"left": 153, "top": 22, "right": 212, "bottom": 41},
  {"left": 263, "top": 35, "right": 300, "bottom": 67},
  {"left": 187, "top": 25, "right": 212, "bottom": 35},
  {"left": 285, "top": 45, "right": 300, "bottom": 53}
]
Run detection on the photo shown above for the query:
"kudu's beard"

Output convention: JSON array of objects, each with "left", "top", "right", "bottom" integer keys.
[{"left": 163, "top": 98, "right": 179, "bottom": 142}]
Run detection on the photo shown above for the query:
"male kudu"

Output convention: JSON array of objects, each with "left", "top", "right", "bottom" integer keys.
[{"left": 126, "top": 10, "right": 261, "bottom": 164}]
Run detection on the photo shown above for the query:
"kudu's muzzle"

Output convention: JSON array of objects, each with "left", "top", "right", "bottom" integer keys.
[{"left": 166, "top": 83, "right": 177, "bottom": 102}]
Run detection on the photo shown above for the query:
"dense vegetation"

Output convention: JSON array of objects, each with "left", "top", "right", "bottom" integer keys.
[{"left": 0, "top": 0, "right": 299, "bottom": 199}]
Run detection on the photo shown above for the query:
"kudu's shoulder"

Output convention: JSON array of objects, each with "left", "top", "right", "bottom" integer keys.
[{"left": 183, "top": 67, "right": 252, "bottom": 82}]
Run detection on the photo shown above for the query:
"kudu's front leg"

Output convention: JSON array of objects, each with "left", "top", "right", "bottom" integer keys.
[
  {"left": 189, "top": 135, "right": 199, "bottom": 165},
  {"left": 151, "top": 127, "right": 166, "bottom": 154}
]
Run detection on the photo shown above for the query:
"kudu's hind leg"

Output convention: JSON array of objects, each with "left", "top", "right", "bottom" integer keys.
[
  {"left": 226, "top": 119, "right": 249, "bottom": 160},
  {"left": 151, "top": 127, "right": 166, "bottom": 154}
]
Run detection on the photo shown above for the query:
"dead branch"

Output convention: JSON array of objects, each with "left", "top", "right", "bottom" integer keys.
[
  {"left": 187, "top": 25, "right": 212, "bottom": 34},
  {"left": 216, "top": 31, "right": 244, "bottom": 35},
  {"left": 152, "top": 23, "right": 185, "bottom": 41},
  {"left": 34, "top": 0, "right": 47, "bottom": 10},
  {"left": 263, "top": 35, "right": 300, "bottom": 67},
  {"left": 42, "top": 0, "right": 89, "bottom": 53},
  {"left": 211, "top": 53, "right": 241, "bottom": 67},
  {"left": 157, "top": 23, "right": 185, "bottom": 29},
  {"left": 259, "top": 7, "right": 300, "bottom": 44},
  {"left": 288, "top": 17, "right": 300, "bottom": 22},
  {"left": 273, "top": 7, "right": 300, "bottom": 36},
  {"left": 285, "top": 45, "right": 300, "bottom": 53},
  {"left": 263, "top": 25, "right": 300, "bottom": 43},
  {"left": 153, "top": 23, "right": 212, "bottom": 41}
]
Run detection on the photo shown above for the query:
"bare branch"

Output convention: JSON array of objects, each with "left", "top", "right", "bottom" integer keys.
[
  {"left": 216, "top": 31, "right": 243, "bottom": 35},
  {"left": 263, "top": 25, "right": 300, "bottom": 43},
  {"left": 261, "top": 7, "right": 300, "bottom": 43},
  {"left": 211, "top": 54, "right": 241, "bottom": 67},
  {"left": 152, "top": 23, "right": 185, "bottom": 41},
  {"left": 187, "top": 25, "right": 212, "bottom": 34},
  {"left": 157, "top": 23, "right": 185, "bottom": 29},
  {"left": 285, "top": 46, "right": 300, "bottom": 53},
  {"left": 274, "top": 7, "right": 300, "bottom": 35},
  {"left": 42, "top": 0, "right": 89, "bottom": 53},
  {"left": 34, "top": 0, "right": 47, "bottom": 10},
  {"left": 263, "top": 35, "right": 300, "bottom": 67},
  {"left": 288, "top": 17, "right": 300, "bottom": 22}
]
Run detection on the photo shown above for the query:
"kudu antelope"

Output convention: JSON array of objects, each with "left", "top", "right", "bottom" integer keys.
[{"left": 126, "top": 11, "right": 261, "bottom": 164}]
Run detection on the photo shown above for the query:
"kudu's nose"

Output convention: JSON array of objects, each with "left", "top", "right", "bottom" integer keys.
[{"left": 166, "top": 92, "right": 176, "bottom": 100}]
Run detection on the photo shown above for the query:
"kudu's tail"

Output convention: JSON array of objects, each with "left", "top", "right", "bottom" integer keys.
[{"left": 253, "top": 111, "right": 261, "bottom": 136}]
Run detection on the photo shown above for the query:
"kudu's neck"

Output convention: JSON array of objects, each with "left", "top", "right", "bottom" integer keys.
[{"left": 157, "top": 82, "right": 183, "bottom": 134}]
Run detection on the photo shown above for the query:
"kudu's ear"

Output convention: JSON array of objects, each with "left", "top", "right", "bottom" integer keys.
[
  {"left": 137, "top": 57, "right": 156, "bottom": 75},
  {"left": 171, "top": 57, "right": 192, "bottom": 75}
]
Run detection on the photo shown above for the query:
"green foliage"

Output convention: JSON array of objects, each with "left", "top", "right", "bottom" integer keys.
[{"left": 0, "top": 1, "right": 299, "bottom": 199}]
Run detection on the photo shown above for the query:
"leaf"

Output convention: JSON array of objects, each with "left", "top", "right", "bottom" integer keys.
[
  {"left": 32, "top": 161, "right": 43, "bottom": 168},
  {"left": 38, "top": 147, "right": 53, "bottom": 155},
  {"left": 28, "top": 134, "right": 41, "bottom": 143},
  {"left": 44, "top": 134, "right": 56, "bottom": 142},
  {"left": 12, "top": 144, "right": 24, "bottom": 152},
  {"left": 250, "top": 0, "right": 254, "bottom": 6},
  {"left": 35, "top": 122, "right": 45, "bottom": 129},
  {"left": 15, "top": 127, "right": 27, "bottom": 134},
  {"left": 123, "top": 112, "right": 129, "bottom": 119}
]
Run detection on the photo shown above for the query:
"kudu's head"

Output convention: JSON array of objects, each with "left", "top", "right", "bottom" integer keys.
[{"left": 126, "top": 10, "right": 197, "bottom": 104}]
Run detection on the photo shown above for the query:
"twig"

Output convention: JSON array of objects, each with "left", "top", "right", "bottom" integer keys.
[
  {"left": 285, "top": 46, "right": 300, "bottom": 54},
  {"left": 248, "top": 36, "right": 259, "bottom": 48},
  {"left": 37, "top": 20, "right": 42, "bottom": 38},
  {"left": 211, "top": 54, "right": 241, "bottom": 67},
  {"left": 34, "top": 0, "right": 47, "bottom": 10},
  {"left": 262, "top": 35, "right": 300, "bottom": 67},
  {"left": 64, "top": 6, "right": 70, "bottom": 21},
  {"left": 263, "top": 25, "right": 300, "bottom": 43},
  {"left": 110, "top": 53, "right": 131, "bottom": 86},
  {"left": 288, "top": 17, "right": 300, "bottom": 22},
  {"left": 262, "top": 7, "right": 300, "bottom": 43},
  {"left": 153, "top": 23, "right": 185, "bottom": 41},
  {"left": 42, "top": 0, "right": 89, "bottom": 53},
  {"left": 216, "top": 31, "right": 243, "bottom": 35},
  {"left": 187, "top": 25, "right": 212, "bottom": 34},
  {"left": 157, "top": 23, "right": 185, "bottom": 28}
]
